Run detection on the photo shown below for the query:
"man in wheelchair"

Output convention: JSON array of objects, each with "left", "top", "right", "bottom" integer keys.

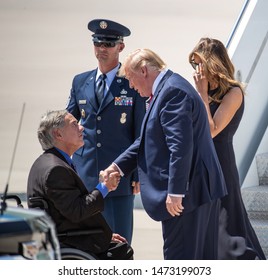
[{"left": 27, "top": 109, "right": 133, "bottom": 260}]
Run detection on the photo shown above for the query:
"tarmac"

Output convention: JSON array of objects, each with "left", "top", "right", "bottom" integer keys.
[{"left": 132, "top": 196, "right": 163, "bottom": 260}]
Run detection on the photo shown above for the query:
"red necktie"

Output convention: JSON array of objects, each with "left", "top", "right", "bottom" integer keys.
[
  {"left": 149, "top": 94, "right": 153, "bottom": 103},
  {"left": 146, "top": 94, "right": 153, "bottom": 111}
]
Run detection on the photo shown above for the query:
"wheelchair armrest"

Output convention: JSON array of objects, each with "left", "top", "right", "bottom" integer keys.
[
  {"left": 58, "top": 229, "right": 104, "bottom": 237},
  {"left": 28, "top": 196, "right": 49, "bottom": 210}
]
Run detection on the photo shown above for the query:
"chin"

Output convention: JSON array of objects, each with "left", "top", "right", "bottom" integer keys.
[{"left": 76, "top": 141, "right": 84, "bottom": 149}]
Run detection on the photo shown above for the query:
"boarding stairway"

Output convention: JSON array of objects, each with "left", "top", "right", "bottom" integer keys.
[
  {"left": 241, "top": 152, "right": 268, "bottom": 258},
  {"left": 227, "top": 0, "right": 268, "bottom": 259}
]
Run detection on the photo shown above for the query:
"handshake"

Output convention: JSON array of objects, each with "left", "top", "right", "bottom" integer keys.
[{"left": 99, "top": 164, "right": 121, "bottom": 192}]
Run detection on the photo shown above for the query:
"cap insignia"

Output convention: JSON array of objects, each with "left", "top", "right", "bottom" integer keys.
[{"left": 99, "top": 21, "right": 108, "bottom": 29}]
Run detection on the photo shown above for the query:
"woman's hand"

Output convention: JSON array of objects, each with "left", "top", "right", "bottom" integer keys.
[{"left": 193, "top": 63, "right": 209, "bottom": 103}]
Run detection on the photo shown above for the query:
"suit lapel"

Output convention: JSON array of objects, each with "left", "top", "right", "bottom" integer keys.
[{"left": 140, "top": 70, "right": 173, "bottom": 137}]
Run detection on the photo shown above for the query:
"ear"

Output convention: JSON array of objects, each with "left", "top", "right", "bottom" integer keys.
[
  {"left": 118, "top": 42, "right": 125, "bottom": 52},
  {"left": 52, "top": 129, "right": 62, "bottom": 140},
  {"left": 140, "top": 65, "right": 148, "bottom": 77}
]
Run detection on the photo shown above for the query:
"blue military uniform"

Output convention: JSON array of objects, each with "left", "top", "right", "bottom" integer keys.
[{"left": 66, "top": 19, "right": 146, "bottom": 243}]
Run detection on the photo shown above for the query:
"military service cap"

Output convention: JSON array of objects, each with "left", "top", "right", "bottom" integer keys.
[{"left": 88, "top": 19, "right": 131, "bottom": 43}]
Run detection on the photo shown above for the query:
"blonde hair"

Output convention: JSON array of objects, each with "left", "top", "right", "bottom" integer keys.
[
  {"left": 189, "top": 38, "right": 244, "bottom": 103},
  {"left": 119, "top": 48, "right": 166, "bottom": 76}
]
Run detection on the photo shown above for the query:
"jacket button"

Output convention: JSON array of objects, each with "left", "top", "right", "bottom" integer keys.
[
  {"left": 97, "top": 129, "right": 101, "bottom": 134},
  {"left": 97, "top": 116, "right": 101, "bottom": 121},
  {"left": 97, "top": 143, "right": 102, "bottom": 148}
]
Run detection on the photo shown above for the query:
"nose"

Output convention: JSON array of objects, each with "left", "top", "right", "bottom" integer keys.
[{"left": 79, "top": 124, "right": 84, "bottom": 132}]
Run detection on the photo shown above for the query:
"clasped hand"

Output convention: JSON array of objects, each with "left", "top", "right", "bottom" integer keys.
[{"left": 99, "top": 164, "right": 121, "bottom": 192}]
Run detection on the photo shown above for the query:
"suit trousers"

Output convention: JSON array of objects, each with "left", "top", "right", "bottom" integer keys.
[{"left": 162, "top": 199, "right": 220, "bottom": 260}]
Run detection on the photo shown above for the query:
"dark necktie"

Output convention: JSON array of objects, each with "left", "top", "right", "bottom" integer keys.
[{"left": 95, "top": 74, "right": 106, "bottom": 106}]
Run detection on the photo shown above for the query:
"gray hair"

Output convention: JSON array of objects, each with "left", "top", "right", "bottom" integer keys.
[{"left": 38, "top": 109, "right": 68, "bottom": 150}]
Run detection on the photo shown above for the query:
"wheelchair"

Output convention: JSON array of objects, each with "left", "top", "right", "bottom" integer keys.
[{"left": 5, "top": 194, "right": 99, "bottom": 260}]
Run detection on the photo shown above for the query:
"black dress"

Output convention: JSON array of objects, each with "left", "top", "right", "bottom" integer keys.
[{"left": 209, "top": 88, "right": 266, "bottom": 260}]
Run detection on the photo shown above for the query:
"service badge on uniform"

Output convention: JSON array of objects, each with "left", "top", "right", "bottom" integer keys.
[
  {"left": 120, "top": 89, "right": 127, "bottom": 95},
  {"left": 79, "top": 100, "right": 87, "bottom": 105},
  {"left": 120, "top": 113, "right": 127, "bottom": 124},
  {"left": 114, "top": 96, "right": 133, "bottom": 106},
  {"left": 81, "top": 109, "right": 86, "bottom": 118}
]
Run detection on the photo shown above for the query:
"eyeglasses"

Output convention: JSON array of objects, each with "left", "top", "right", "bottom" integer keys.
[
  {"left": 93, "top": 41, "right": 119, "bottom": 48},
  {"left": 190, "top": 60, "right": 199, "bottom": 70}
]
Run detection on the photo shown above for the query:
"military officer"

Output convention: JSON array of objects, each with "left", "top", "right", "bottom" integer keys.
[{"left": 66, "top": 19, "right": 146, "bottom": 244}]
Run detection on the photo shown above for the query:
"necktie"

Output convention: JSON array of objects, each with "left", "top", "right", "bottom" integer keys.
[{"left": 95, "top": 74, "right": 106, "bottom": 106}]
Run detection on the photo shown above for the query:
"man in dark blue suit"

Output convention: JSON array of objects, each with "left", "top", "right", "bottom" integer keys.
[
  {"left": 66, "top": 19, "right": 146, "bottom": 244},
  {"left": 103, "top": 49, "right": 228, "bottom": 259}
]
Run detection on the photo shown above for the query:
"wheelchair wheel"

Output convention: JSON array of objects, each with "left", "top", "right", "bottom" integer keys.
[{"left": 60, "top": 248, "right": 97, "bottom": 260}]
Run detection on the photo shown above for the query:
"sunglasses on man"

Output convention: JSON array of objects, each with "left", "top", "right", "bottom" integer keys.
[{"left": 93, "top": 41, "right": 120, "bottom": 48}]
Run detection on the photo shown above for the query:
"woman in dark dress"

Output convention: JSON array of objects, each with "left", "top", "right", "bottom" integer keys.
[{"left": 188, "top": 37, "right": 266, "bottom": 260}]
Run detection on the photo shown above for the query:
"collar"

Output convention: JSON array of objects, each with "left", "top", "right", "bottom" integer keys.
[
  {"left": 54, "top": 147, "right": 73, "bottom": 166},
  {"left": 96, "top": 64, "right": 120, "bottom": 88},
  {"left": 152, "top": 68, "right": 168, "bottom": 95}
]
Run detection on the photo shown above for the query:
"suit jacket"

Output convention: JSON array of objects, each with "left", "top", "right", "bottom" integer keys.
[
  {"left": 67, "top": 68, "right": 146, "bottom": 196},
  {"left": 27, "top": 148, "right": 112, "bottom": 254},
  {"left": 114, "top": 70, "right": 228, "bottom": 221}
]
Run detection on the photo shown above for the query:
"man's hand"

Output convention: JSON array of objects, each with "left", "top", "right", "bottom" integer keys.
[
  {"left": 166, "top": 195, "right": 184, "bottom": 217},
  {"left": 100, "top": 163, "right": 119, "bottom": 180},
  {"left": 99, "top": 164, "right": 121, "bottom": 192},
  {"left": 111, "top": 233, "right": 127, "bottom": 243},
  {"left": 132, "top": 181, "right": 140, "bottom": 194}
]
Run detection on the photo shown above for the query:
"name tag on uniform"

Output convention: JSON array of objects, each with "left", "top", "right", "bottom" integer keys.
[
  {"left": 79, "top": 100, "right": 87, "bottom": 105},
  {"left": 114, "top": 96, "right": 133, "bottom": 106}
]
